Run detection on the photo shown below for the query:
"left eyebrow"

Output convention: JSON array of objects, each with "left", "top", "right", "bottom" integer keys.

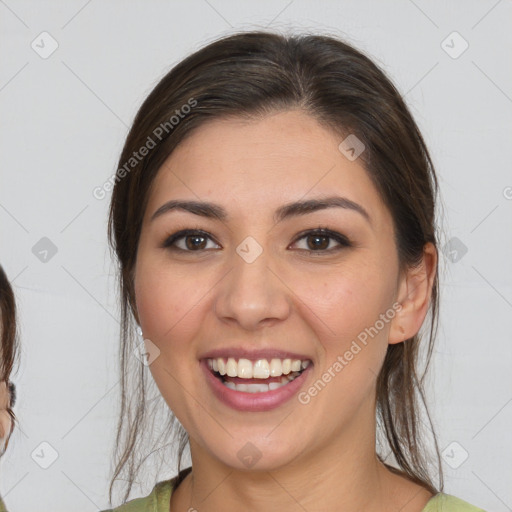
[
  {"left": 150, "top": 196, "right": 371, "bottom": 225},
  {"left": 274, "top": 196, "right": 371, "bottom": 225}
]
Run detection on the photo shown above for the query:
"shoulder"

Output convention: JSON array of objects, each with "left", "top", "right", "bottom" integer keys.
[
  {"left": 423, "top": 493, "right": 487, "bottom": 512},
  {"left": 100, "top": 479, "right": 174, "bottom": 512},
  {"left": 101, "top": 467, "right": 192, "bottom": 512}
]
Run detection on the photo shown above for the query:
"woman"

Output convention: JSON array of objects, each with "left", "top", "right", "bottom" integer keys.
[
  {"left": 103, "top": 31, "right": 486, "bottom": 511},
  {"left": 0, "top": 265, "right": 18, "bottom": 512}
]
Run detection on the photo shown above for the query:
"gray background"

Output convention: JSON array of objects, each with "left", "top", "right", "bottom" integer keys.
[{"left": 1, "top": 1, "right": 511, "bottom": 510}]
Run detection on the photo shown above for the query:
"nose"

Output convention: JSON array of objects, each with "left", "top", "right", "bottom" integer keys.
[{"left": 213, "top": 247, "right": 291, "bottom": 331}]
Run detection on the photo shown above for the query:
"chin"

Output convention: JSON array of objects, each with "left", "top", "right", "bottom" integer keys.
[{"left": 199, "top": 431, "right": 305, "bottom": 473}]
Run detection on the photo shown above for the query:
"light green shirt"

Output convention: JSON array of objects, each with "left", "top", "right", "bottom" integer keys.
[
  {"left": 102, "top": 470, "right": 487, "bottom": 512},
  {"left": 0, "top": 490, "right": 488, "bottom": 512}
]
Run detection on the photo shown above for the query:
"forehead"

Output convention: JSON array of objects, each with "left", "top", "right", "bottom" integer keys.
[{"left": 146, "top": 110, "right": 391, "bottom": 229}]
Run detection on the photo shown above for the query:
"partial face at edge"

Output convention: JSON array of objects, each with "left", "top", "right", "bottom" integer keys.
[{"left": 0, "top": 381, "right": 12, "bottom": 447}]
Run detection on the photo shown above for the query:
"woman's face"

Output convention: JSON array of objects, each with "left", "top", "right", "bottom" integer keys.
[{"left": 134, "top": 110, "right": 409, "bottom": 470}]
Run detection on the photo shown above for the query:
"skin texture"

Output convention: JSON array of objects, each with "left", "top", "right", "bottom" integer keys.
[
  {"left": 0, "top": 381, "right": 11, "bottom": 447},
  {"left": 134, "top": 110, "right": 437, "bottom": 512}
]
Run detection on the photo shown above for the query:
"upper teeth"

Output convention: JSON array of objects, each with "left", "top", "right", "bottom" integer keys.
[{"left": 207, "top": 357, "right": 310, "bottom": 379}]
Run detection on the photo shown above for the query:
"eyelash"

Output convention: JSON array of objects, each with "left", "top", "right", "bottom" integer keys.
[{"left": 161, "top": 227, "right": 352, "bottom": 254}]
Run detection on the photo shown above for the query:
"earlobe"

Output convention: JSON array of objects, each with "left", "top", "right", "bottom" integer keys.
[{"left": 388, "top": 242, "right": 437, "bottom": 345}]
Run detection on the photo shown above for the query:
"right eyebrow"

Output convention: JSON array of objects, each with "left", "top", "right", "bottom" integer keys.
[{"left": 151, "top": 200, "right": 227, "bottom": 222}]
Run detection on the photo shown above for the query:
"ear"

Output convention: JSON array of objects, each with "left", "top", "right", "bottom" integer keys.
[{"left": 388, "top": 242, "right": 437, "bottom": 345}]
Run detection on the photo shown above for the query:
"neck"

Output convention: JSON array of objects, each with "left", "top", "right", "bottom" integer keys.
[{"left": 170, "top": 406, "right": 433, "bottom": 512}]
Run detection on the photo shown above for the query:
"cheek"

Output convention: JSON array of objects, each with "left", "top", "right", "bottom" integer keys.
[
  {"left": 134, "top": 261, "right": 203, "bottom": 343},
  {"left": 291, "top": 257, "right": 396, "bottom": 377},
  {"left": 299, "top": 261, "right": 395, "bottom": 332},
  {"left": 134, "top": 262, "right": 205, "bottom": 415},
  {"left": 293, "top": 268, "right": 395, "bottom": 414}
]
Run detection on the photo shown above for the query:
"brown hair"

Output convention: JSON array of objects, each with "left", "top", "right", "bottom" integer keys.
[
  {"left": 0, "top": 265, "right": 19, "bottom": 447},
  {"left": 108, "top": 30, "right": 443, "bottom": 503}
]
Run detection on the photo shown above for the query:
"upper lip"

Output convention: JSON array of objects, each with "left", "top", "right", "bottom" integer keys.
[{"left": 200, "top": 347, "right": 312, "bottom": 361}]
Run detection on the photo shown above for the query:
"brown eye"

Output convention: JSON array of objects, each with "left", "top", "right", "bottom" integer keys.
[
  {"left": 292, "top": 228, "right": 352, "bottom": 253},
  {"left": 306, "top": 234, "right": 330, "bottom": 250},
  {"left": 185, "top": 234, "right": 207, "bottom": 250},
  {"left": 163, "top": 229, "right": 220, "bottom": 252}
]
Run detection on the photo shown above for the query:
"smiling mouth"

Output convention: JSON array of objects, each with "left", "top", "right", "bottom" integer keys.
[{"left": 206, "top": 357, "right": 311, "bottom": 393}]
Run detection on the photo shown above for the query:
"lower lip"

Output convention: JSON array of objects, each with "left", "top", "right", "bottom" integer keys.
[{"left": 201, "top": 360, "right": 312, "bottom": 412}]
